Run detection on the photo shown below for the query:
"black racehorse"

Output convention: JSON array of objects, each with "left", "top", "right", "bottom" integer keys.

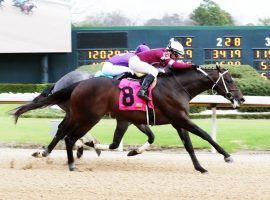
[
  {"left": 13, "top": 66, "right": 245, "bottom": 173},
  {"left": 17, "top": 71, "right": 155, "bottom": 158}
]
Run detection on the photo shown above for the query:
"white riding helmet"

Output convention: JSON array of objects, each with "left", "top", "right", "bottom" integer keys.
[{"left": 166, "top": 38, "right": 184, "bottom": 55}]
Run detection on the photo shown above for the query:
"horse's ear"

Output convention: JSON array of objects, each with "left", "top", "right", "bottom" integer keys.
[{"left": 216, "top": 65, "right": 222, "bottom": 72}]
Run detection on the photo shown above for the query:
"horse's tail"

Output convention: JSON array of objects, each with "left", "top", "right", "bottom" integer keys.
[
  {"left": 32, "top": 84, "right": 55, "bottom": 103},
  {"left": 11, "top": 82, "right": 80, "bottom": 123}
]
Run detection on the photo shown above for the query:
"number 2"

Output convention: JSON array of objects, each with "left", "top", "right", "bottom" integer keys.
[{"left": 216, "top": 38, "right": 222, "bottom": 47}]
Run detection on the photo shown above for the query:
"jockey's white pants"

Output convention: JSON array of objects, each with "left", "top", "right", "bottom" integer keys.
[
  {"left": 128, "top": 55, "right": 159, "bottom": 78},
  {"left": 102, "top": 62, "right": 134, "bottom": 76}
]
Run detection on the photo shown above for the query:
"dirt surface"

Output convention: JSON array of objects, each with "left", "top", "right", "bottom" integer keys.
[{"left": 0, "top": 148, "right": 270, "bottom": 200}]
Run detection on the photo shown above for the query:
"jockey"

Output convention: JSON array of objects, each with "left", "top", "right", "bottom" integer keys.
[
  {"left": 129, "top": 38, "right": 199, "bottom": 101},
  {"left": 101, "top": 43, "right": 150, "bottom": 77}
]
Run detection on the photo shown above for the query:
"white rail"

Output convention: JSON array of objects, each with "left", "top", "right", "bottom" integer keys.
[{"left": 1, "top": 93, "right": 270, "bottom": 152}]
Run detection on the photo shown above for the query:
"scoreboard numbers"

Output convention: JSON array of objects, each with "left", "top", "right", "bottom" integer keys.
[
  {"left": 204, "top": 36, "right": 242, "bottom": 65},
  {"left": 74, "top": 28, "right": 270, "bottom": 79}
]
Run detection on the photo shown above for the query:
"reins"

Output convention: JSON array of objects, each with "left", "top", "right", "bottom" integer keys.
[
  {"left": 172, "top": 72, "right": 193, "bottom": 99},
  {"left": 170, "top": 67, "right": 236, "bottom": 101}
]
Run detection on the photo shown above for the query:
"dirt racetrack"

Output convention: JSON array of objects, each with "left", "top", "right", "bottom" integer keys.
[{"left": 0, "top": 148, "right": 270, "bottom": 200}]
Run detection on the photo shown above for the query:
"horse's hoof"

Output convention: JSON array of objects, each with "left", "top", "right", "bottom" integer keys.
[
  {"left": 32, "top": 152, "right": 41, "bottom": 158},
  {"left": 69, "top": 166, "right": 78, "bottom": 171},
  {"left": 197, "top": 168, "right": 208, "bottom": 174},
  {"left": 69, "top": 167, "right": 78, "bottom": 171},
  {"left": 94, "top": 148, "right": 102, "bottom": 157},
  {"left": 201, "top": 170, "right": 209, "bottom": 174},
  {"left": 77, "top": 152, "right": 83, "bottom": 159},
  {"left": 69, "top": 163, "right": 77, "bottom": 171},
  {"left": 77, "top": 147, "right": 83, "bottom": 159},
  {"left": 224, "top": 156, "right": 233, "bottom": 163},
  {"left": 84, "top": 141, "right": 95, "bottom": 148},
  {"left": 127, "top": 149, "right": 139, "bottom": 156},
  {"left": 42, "top": 150, "right": 49, "bottom": 157}
]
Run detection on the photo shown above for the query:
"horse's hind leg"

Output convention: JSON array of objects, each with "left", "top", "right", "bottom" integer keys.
[
  {"left": 65, "top": 127, "right": 82, "bottom": 171},
  {"left": 65, "top": 120, "right": 101, "bottom": 171},
  {"left": 42, "top": 115, "right": 71, "bottom": 157},
  {"left": 32, "top": 115, "right": 70, "bottom": 158},
  {"left": 175, "top": 127, "right": 207, "bottom": 173},
  {"left": 80, "top": 134, "right": 102, "bottom": 157},
  {"left": 135, "top": 124, "right": 155, "bottom": 144},
  {"left": 127, "top": 124, "right": 155, "bottom": 156},
  {"left": 86, "top": 119, "right": 130, "bottom": 151},
  {"left": 109, "top": 119, "right": 130, "bottom": 150}
]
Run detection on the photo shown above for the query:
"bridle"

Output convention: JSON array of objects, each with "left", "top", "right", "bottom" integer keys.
[
  {"left": 171, "top": 67, "right": 238, "bottom": 102},
  {"left": 197, "top": 67, "right": 237, "bottom": 102}
]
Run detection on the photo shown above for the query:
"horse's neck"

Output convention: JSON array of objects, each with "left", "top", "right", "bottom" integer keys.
[{"left": 175, "top": 70, "right": 216, "bottom": 99}]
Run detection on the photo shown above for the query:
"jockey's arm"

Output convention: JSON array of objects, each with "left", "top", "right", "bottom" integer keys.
[{"left": 166, "top": 59, "right": 192, "bottom": 70}]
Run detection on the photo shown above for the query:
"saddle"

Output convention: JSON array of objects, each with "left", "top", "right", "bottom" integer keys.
[{"left": 114, "top": 72, "right": 145, "bottom": 81}]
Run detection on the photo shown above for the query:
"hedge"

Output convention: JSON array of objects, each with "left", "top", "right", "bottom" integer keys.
[
  {"left": 0, "top": 83, "right": 52, "bottom": 93},
  {"left": 0, "top": 64, "right": 101, "bottom": 93}
]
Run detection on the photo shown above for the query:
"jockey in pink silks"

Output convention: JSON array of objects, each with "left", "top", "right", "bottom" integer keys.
[{"left": 129, "top": 38, "right": 199, "bottom": 101}]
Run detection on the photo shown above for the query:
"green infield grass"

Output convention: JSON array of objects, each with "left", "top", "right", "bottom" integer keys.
[{"left": 0, "top": 105, "right": 270, "bottom": 152}]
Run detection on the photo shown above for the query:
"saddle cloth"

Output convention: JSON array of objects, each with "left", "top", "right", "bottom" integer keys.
[{"left": 118, "top": 79, "right": 154, "bottom": 111}]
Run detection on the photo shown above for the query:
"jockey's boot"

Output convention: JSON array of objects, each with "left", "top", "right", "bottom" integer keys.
[{"left": 137, "top": 74, "right": 155, "bottom": 101}]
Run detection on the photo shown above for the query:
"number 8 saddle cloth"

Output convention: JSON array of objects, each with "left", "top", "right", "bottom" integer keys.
[{"left": 118, "top": 79, "right": 155, "bottom": 111}]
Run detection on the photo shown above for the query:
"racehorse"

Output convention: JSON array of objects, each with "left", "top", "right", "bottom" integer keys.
[
  {"left": 13, "top": 66, "right": 245, "bottom": 173},
  {"left": 17, "top": 70, "right": 155, "bottom": 158}
]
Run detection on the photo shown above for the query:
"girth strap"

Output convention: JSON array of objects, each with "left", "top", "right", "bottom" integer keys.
[{"left": 146, "top": 105, "right": 155, "bottom": 126}]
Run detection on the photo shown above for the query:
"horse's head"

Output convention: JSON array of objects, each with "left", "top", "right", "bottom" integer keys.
[{"left": 211, "top": 65, "right": 245, "bottom": 108}]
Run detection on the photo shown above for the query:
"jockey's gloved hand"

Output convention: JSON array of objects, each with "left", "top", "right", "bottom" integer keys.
[
  {"left": 191, "top": 64, "right": 200, "bottom": 70},
  {"left": 163, "top": 66, "right": 173, "bottom": 74},
  {"left": 157, "top": 67, "right": 172, "bottom": 75}
]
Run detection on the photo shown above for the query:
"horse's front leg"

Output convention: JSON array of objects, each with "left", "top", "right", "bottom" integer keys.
[
  {"left": 174, "top": 127, "right": 207, "bottom": 173},
  {"left": 127, "top": 124, "right": 155, "bottom": 156},
  {"left": 179, "top": 115, "right": 232, "bottom": 162}
]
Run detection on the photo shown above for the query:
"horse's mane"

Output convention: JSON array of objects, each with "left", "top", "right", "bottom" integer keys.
[{"left": 157, "top": 66, "right": 226, "bottom": 79}]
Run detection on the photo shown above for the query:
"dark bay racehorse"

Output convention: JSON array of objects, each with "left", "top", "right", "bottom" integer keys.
[
  {"left": 18, "top": 71, "right": 155, "bottom": 158},
  {"left": 13, "top": 66, "right": 244, "bottom": 173}
]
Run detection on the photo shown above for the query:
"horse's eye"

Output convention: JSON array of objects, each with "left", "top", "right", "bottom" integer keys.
[{"left": 226, "top": 78, "right": 233, "bottom": 84}]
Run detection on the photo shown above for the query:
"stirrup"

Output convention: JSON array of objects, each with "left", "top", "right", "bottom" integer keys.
[{"left": 137, "top": 90, "right": 150, "bottom": 101}]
